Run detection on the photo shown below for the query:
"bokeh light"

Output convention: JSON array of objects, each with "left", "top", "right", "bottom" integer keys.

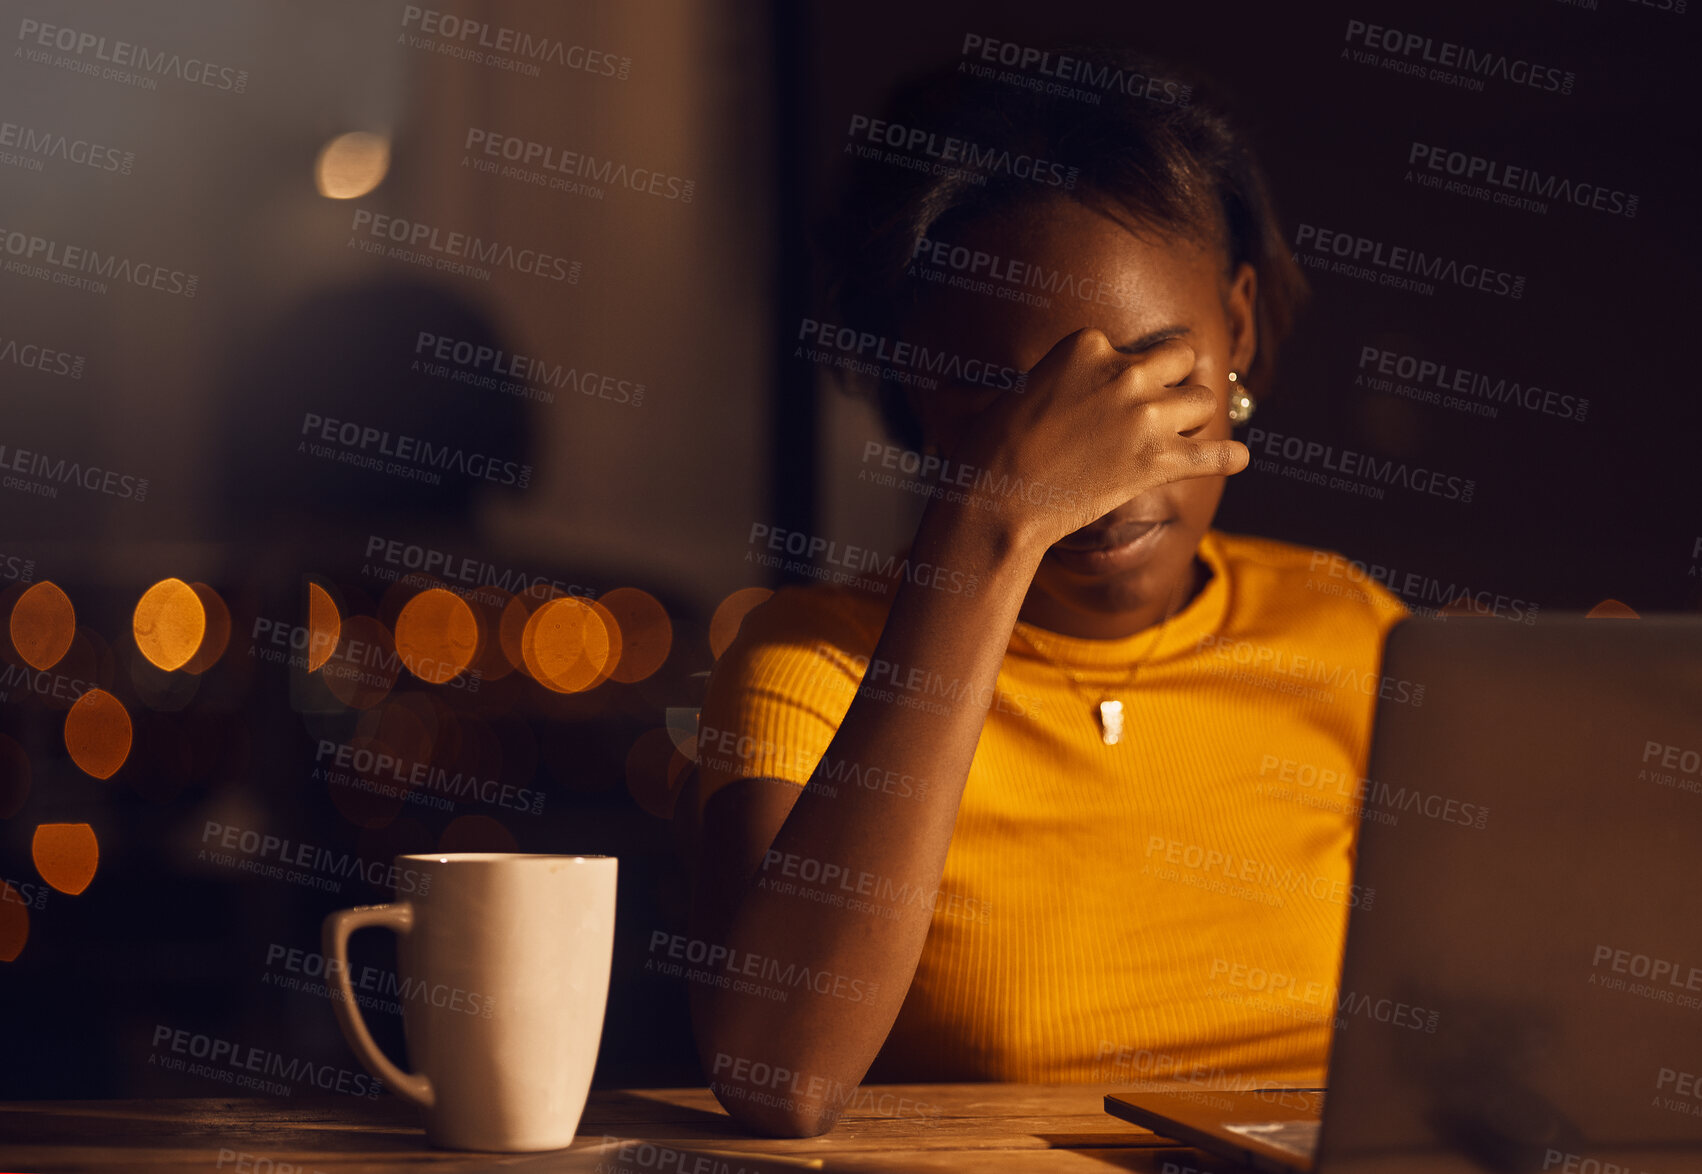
[
  {"left": 322, "top": 615, "right": 400, "bottom": 710},
  {"left": 314, "top": 131, "right": 391, "bottom": 199},
  {"left": 126, "top": 645, "right": 201, "bottom": 713},
  {"left": 307, "top": 582, "right": 342, "bottom": 671},
  {"left": 1586, "top": 599, "right": 1639, "bottom": 619},
  {"left": 63, "top": 689, "right": 132, "bottom": 779},
  {"left": 132, "top": 578, "right": 207, "bottom": 671},
  {"left": 665, "top": 706, "right": 701, "bottom": 754},
  {"left": 394, "top": 588, "right": 478, "bottom": 684},
  {"left": 0, "top": 883, "right": 26, "bottom": 962},
  {"left": 522, "top": 596, "right": 613, "bottom": 693},
  {"left": 324, "top": 731, "right": 407, "bottom": 829},
  {"left": 10, "top": 581, "right": 75, "bottom": 671},
  {"left": 32, "top": 629, "right": 104, "bottom": 714},
  {"left": 624, "top": 727, "right": 693, "bottom": 820},
  {"left": 583, "top": 598, "right": 624, "bottom": 691},
  {"left": 183, "top": 583, "right": 231, "bottom": 675},
  {"left": 354, "top": 815, "right": 432, "bottom": 889},
  {"left": 600, "top": 588, "right": 673, "bottom": 684},
  {"left": 360, "top": 693, "right": 440, "bottom": 779},
  {"left": 465, "top": 585, "right": 515, "bottom": 682},
  {"left": 709, "top": 588, "right": 772, "bottom": 659},
  {"left": 499, "top": 584, "right": 554, "bottom": 673},
  {"left": 32, "top": 823, "right": 98, "bottom": 896}
]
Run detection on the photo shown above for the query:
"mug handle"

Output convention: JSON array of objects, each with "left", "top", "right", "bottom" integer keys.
[{"left": 322, "top": 903, "right": 435, "bottom": 1110}]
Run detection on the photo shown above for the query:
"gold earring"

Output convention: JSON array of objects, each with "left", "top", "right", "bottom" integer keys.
[{"left": 1227, "top": 371, "right": 1255, "bottom": 426}]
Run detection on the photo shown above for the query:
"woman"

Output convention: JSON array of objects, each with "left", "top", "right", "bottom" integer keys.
[{"left": 683, "top": 46, "right": 1405, "bottom": 1136}]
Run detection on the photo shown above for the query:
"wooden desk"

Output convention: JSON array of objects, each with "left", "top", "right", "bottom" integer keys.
[{"left": 0, "top": 1085, "right": 1211, "bottom": 1172}]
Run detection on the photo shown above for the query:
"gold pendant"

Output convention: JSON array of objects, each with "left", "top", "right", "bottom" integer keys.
[{"left": 1098, "top": 699, "right": 1124, "bottom": 746}]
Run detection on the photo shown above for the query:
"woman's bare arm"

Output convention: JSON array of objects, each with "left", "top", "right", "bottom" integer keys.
[{"left": 686, "top": 332, "right": 1246, "bottom": 1136}]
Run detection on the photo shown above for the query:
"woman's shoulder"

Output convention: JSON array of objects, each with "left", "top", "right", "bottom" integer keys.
[
  {"left": 724, "top": 579, "right": 891, "bottom": 649},
  {"left": 1207, "top": 528, "right": 1408, "bottom": 637},
  {"left": 695, "top": 580, "right": 891, "bottom": 793},
  {"left": 709, "top": 579, "right": 893, "bottom": 695}
]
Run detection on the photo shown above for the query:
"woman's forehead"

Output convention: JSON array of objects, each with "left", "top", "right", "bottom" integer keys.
[{"left": 906, "top": 198, "right": 1222, "bottom": 363}]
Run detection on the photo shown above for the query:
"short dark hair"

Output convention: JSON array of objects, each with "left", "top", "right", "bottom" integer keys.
[{"left": 815, "top": 45, "right": 1308, "bottom": 450}]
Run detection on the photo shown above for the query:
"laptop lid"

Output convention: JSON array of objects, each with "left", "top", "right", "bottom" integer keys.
[
  {"left": 1317, "top": 614, "right": 1702, "bottom": 1174},
  {"left": 1106, "top": 615, "right": 1702, "bottom": 1174}
]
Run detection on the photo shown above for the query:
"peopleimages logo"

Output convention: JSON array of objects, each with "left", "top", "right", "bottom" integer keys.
[
  {"left": 0, "top": 118, "right": 135, "bottom": 175},
  {"left": 860, "top": 441, "right": 1082, "bottom": 515},
  {"left": 264, "top": 943, "right": 495, "bottom": 1019},
  {"left": 1408, "top": 143, "right": 1637, "bottom": 219},
  {"left": 150, "top": 1024, "right": 381, "bottom": 1099},
  {"left": 1356, "top": 345, "right": 1587, "bottom": 424},
  {"left": 1195, "top": 633, "right": 1425, "bottom": 707},
  {"left": 1144, "top": 835, "right": 1375, "bottom": 910},
  {"left": 0, "top": 441, "right": 148, "bottom": 502},
  {"left": 314, "top": 739, "right": 545, "bottom": 816},
  {"left": 362, "top": 534, "right": 595, "bottom": 600},
  {"left": 199, "top": 820, "right": 431, "bottom": 896},
  {"left": 15, "top": 18, "right": 250, "bottom": 93},
  {"left": 1245, "top": 427, "right": 1475, "bottom": 504},
  {"left": 645, "top": 931, "right": 881, "bottom": 1005},
  {"left": 0, "top": 551, "right": 35, "bottom": 585},
  {"left": 1643, "top": 740, "right": 1702, "bottom": 799},
  {"left": 758, "top": 850, "right": 992, "bottom": 925},
  {"left": 957, "top": 34, "right": 1192, "bottom": 106},
  {"left": 1542, "top": 1153, "right": 1666, "bottom": 1174},
  {"left": 705, "top": 1055, "right": 944, "bottom": 1127},
  {"left": 845, "top": 114, "right": 1079, "bottom": 189},
  {"left": 694, "top": 722, "right": 933, "bottom": 803},
  {"left": 462, "top": 128, "right": 694, "bottom": 203},
  {"left": 399, "top": 6, "right": 632, "bottom": 81},
  {"left": 0, "top": 225, "right": 198, "bottom": 297},
  {"left": 746, "top": 522, "right": 982, "bottom": 599},
  {"left": 1307, "top": 550, "right": 1539, "bottom": 624},
  {"left": 0, "top": 659, "right": 97, "bottom": 705},
  {"left": 1207, "top": 959, "right": 1442, "bottom": 1033},
  {"left": 0, "top": 334, "right": 86, "bottom": 381},
  {"left": 299, "top": 412, "right": 531, "bottom": 489},
  {"left": 797, "top": 318, "right": 1026, "bottom": 393},
  {"left": 412, "top": 331, "right": 644, "bottom": 408},
  {"left": 2, "top": 875, "right": 48, "bottom": 912},
  {"left": 909, "top": 234, "right": 1141, "bottom": 312},
  {"left": 348, "top": 208, "right": 579, "bottom": 284},
  {"left": 1342, "top": 19, "right": 1575, "bottom": 95},
  {"left": 1256, "top": 753, "right": 1489, "bottom": 829},
  {"left": 1293, "top": 224, "right": 1524, "bottom": 300}
]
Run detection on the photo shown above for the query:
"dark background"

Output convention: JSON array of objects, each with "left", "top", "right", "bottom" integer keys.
[{"left": 1, "top": 0, "right": 1698, "bottom": 1099}]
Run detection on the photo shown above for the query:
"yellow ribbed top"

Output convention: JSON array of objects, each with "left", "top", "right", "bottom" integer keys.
[{"left": 694, "top": 529, "right": 1408, "bottom": 1089}]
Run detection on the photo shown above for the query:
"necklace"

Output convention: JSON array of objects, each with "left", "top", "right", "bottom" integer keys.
[{"left": 1010, "top": 576, "right": 1185, "bottom": 746}]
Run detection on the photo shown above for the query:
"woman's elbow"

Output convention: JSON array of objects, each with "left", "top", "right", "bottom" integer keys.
[
  {"left": 694, "top": 1019, "right": 845, "bottom": 1136},
  {"left": 707, "top": 1079, "right": 843, "bottom": 1138}
]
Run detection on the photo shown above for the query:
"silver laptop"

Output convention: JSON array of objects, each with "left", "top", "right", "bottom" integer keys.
[{"left": 1107, "top": 614, "right": 1702, "bottom": 1174}]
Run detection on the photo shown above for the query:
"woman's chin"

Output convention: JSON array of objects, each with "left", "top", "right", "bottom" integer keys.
[{"left": 1031, "top": 531, "right": 1203, "bottom": 626}]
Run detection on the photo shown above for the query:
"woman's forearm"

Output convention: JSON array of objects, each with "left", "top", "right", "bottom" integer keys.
[{"left": 689, "top": 494, "right": 1048, "bottom": 1135}]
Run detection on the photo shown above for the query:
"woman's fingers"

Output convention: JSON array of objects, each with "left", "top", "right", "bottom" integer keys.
[
  {"left": 1124, "top": 336, "right": 1197, "bottom": 389},
  {"left": 1177, "top": 437, "right": 1251, "bottom": 478},
  {"left": 1136, "top": 380, "right": 1217, "bottom": 435},
  {"left": 948, "top": 327, "right": 1245, "bottom": 546}
]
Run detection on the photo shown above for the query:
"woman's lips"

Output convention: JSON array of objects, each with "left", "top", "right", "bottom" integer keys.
[
  {"left": 1047, "top": 519, "right": 1172, "bottom": 574},
  {"left": 1053, "top": 517, "right": 1164, "bottom": 552}
]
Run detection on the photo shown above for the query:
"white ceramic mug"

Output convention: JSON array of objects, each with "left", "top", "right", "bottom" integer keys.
[{"left": 322, "top": 853, "right": 617, "bottom": 1151}]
